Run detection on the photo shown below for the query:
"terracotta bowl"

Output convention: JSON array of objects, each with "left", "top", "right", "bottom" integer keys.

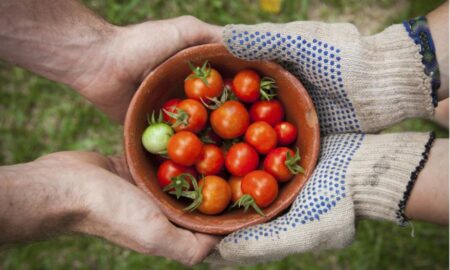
[{"left": 124, "top": 44, "right": 320, "bottom": 235}]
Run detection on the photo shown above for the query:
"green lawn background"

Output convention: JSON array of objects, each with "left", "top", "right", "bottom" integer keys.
[{"left": 0, "top": 0, "right": 448, "bottom": 269}]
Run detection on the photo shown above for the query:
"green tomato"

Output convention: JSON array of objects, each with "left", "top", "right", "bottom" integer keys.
[{"left": 142, "top": 123, "right": 174, "bottom": 154}]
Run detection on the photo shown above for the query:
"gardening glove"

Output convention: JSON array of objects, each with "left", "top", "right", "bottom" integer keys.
[
  {"left": 222, "top": 16, "right": 440, "bottom": 135},
  {"left": 210, "top": 132, "right": 435, "bottom": 264}
]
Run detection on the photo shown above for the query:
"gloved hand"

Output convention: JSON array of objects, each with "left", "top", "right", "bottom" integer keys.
[
  {"left": 210, "top": 132, "right": 435, "bottom": 264},
  {"left": 209, "top": 17, "right": 439, "bottom": 265},
  {"left": 222, "top": 17, "right": 439, "bottom": 135}
]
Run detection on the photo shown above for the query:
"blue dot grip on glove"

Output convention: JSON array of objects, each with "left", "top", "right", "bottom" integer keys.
[{"left": 223, "top": 21, "right": 437, "bottom": 135}]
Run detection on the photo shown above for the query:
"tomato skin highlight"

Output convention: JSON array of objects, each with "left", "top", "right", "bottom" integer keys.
[
  {"left": 245, "top": 121, "right": 277, "bottom": 154},
  {"left": 185, "top": 68, "right": 223, "bottom": 101},
  {"left": 167, "top": 131, "right": 203, "bottom": 166},
  {"left": 241, "top": 170, "right": 278, "bottom": 208},
  {"left": 274, "top": 122, "right": 297, "bottom": 146},
  {"left": 195, "top": 144, "right": 224, "bottom": 176},
  {"left": 225, "top": 142, "right": 259, "bottom": 177},
  {"left": 232, "top": 69, "right": 261, "bottom": 103},
  {"left": 229, "top": 176, "right": 244, "bottom": 203},
  {"left": 157, "top": 160, "right": 196, "bottom": 188},
  {"left": 197, "top": 176, "right": 232, "bottom": 215},
  {"left": 249, "top": 100, "right": 284, "bottom": 126},
  {"left": 263, "top": 147, "right": 296, "bottom": 182},
  {"left": 162, "top": 98, "right": 181, "bottom": 123},
  {"left": 210, "top": 101, "right": 249, "bottom": 139}
]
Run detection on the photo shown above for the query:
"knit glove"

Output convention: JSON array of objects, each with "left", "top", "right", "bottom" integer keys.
[
  {"left": 208, "top": 18, "right": 440, "bottom": 265},
  {"left": 210, "top": 132, "right": 435, "bottom": 264},
  {"left": 223, "top": 17, "right": 440, "bottom": 135}
]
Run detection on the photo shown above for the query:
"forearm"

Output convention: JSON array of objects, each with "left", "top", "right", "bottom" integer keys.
[
  {"left": 405, "top": 139, "right": 449, "bottom": 225},
  {"left": 0, "top": 0, "right": 116, "bottom": 92},
  {"left": 0, "top": 159, "right": 87, "bottom": 244},
  {"left": 427, "top": 1, "right": 449, "bottom": 100}
]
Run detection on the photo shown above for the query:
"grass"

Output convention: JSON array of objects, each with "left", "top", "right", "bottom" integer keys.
[{"left": 0, "top": 0, "right": 448, "bottom": 269}]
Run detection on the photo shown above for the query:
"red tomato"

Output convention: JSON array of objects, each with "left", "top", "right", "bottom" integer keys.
[
  {"left": 232, "top": 69, "right": 260, "bottom": 103},
  {"left": 244, "top": 121, "right": 277, "bottom": 154},
  {"left": 197, "top": 176, "right": 231, "bottom": 215},
  {"left": 185, "top": 65, "right": 223, "bottom": 101},
  {"left": 249, "top": 100, "right": 284, "bottom": 126},
  {"left": 157, "top": 160, "right": 197, "bottom": 188},
  {"left": 210, "top": 101, "right": 249, "bottom": 139},
  {"left": 225, "top": 142, "right": 259, "bottom": 176},
  {"left": 263, "top": 147, "right": 304, "bottom": 182},
  {"left": 195, "top": 144, "right": 224, "bottom": 175},
  {"left": 161, "top": 98, "right": 181, "bottom": 123},
  {"left": 274, "top": 122, "right": 297, "bottom": 146},
  {"left": 167, "top": 131, "right": 203, "bottom": 166},
  {"left": 241, "top": 170, "right": 278, "bottom": 208},
  {"left": 168, "top": 99, "right": 207, "bottom": 133},
  {"left": 229, "top": 176, "right": 244, "bottom": 203}
]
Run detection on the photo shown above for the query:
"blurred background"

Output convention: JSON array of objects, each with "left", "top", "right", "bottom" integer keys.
[{"left": 0, "top": 0, "right": 448, "bottom": 269}]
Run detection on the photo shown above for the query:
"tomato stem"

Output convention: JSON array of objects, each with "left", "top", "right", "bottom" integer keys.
[
  {"left": 169, "top": 176, "right": 204, "bottom": 212},
  {"left": 260, "top": 76, "right": 277, "bottom": 101},
  {"left": 163, "top": 173, "right": 193, "bottom": 199},
  {"left": 186, "top": 61, "right": 211, "bottom": 86},
  {"left": 231, "top": 194, "right": 266, "bottom": 216},
  {"left": 163, "top": 108, "right": 190, "bottom": 128},
  {"left": 285, "top": 147, "right": 305, "bottom": 175}
]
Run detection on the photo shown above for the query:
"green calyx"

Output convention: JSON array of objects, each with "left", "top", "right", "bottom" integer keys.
[
  {"left": 260, "top": 76, "right": 277, "bottom": 101},
  {"left": 147, "top": 110, "right": 164, "bottom": 125},
  {"left": 163, "top": 173, "right": 193, "bottom": 199},
  {"left": 231, "top": 194, "right": 265, "bottom": 217},
  {"left": 285, "top": 147, "right": 305, "bottom": 175},
  {"left": 169, "top": 175, "right": 204, "bottom": 212},
  {"left": 163, "top": 107, "right": 189, "bottom": 128},
  {"left": 200, "top": 85, "right": 234, "bottom": 110},
  {"left": 186, "top": 60, "right": 211, "bottom": 86}
]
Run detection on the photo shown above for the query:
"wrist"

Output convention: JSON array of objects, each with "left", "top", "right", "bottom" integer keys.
[
  {"left": 347, "top": 132, "right": 435, "bottom": 225},
  {"left": 0, "top": 157, "right": 89, "bottom": 243}
]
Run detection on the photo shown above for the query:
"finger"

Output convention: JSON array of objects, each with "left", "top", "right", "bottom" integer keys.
[
  {"left": 107, "top": 155, "right": 134, "bottom": 183},
  {"left": 159, "top": 224, "right": 221, "bottom": 266},
  {"left": 172, "top": 16, "right": 223, "bottom": 46}
]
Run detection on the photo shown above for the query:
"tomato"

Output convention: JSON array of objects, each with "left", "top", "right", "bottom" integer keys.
[
  {"left": 210, "top": 101, "right": 249, "bottom": 139},
  {"left": 197, "top": 176, "right": 232, "bottom": 215},
  {"left": 167, "top": 131, "right": 203, "bottom": 166},
  {"left": 245, "top": 121, "right": 277, "bottom": 154},
  {"left": 232, "top": 69, "right": 260, "bottom": 103},
  {"left": 274, "top": 122, "right": 297, "bottom": 146},
  {"left": 165, "top": 99, "right": 207, "bottom": 133},
  {"left": 225, "top": 142, "right": 259, "bottom": 176},
  {"left": 263, "top": 147, "right": 304, "bottom": 182},
  {"left": 161, "top": 98, "right": 181, "bottom": 123},
  {"left": 241, "top": 170, "right": 278, "bottom": 208},
  {"left": 249, "top": 100, "right": 284, "bottom": 126},
  {"left": 229, "top": 176, "right": 244, "bottom": 203},
  {"left": 157, "top": 160, "right": 196, "bottom": 188},
  {"left": 185, "top": 62, "right": 223, "bottom": 101},
  {"left": 142, "top": 113, "right": 174, "bottom": 154},
  {"left": 195, "top": 144, "right": 224, "bottom": 175}
]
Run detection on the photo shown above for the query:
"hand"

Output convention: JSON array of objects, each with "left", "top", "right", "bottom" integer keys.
[
  {"left": 221, "top": 18, "right": 441, "bottom": 134},
  {"left": 209, "top": 15, "right": 448, "bottom": 265},
  {"left": 211, "top": 132, "right": 444, "bottom": 265},
  {"left": 73, "top": 16, "right": 222, "bottom": 122},
  {"left": 0, "top": 152, "right": 219, "bottom": 266}
]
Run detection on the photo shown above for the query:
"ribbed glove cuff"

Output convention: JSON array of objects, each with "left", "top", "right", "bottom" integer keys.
[{"left": 348, "top": 132, "right": 435, "bottom": 224}]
